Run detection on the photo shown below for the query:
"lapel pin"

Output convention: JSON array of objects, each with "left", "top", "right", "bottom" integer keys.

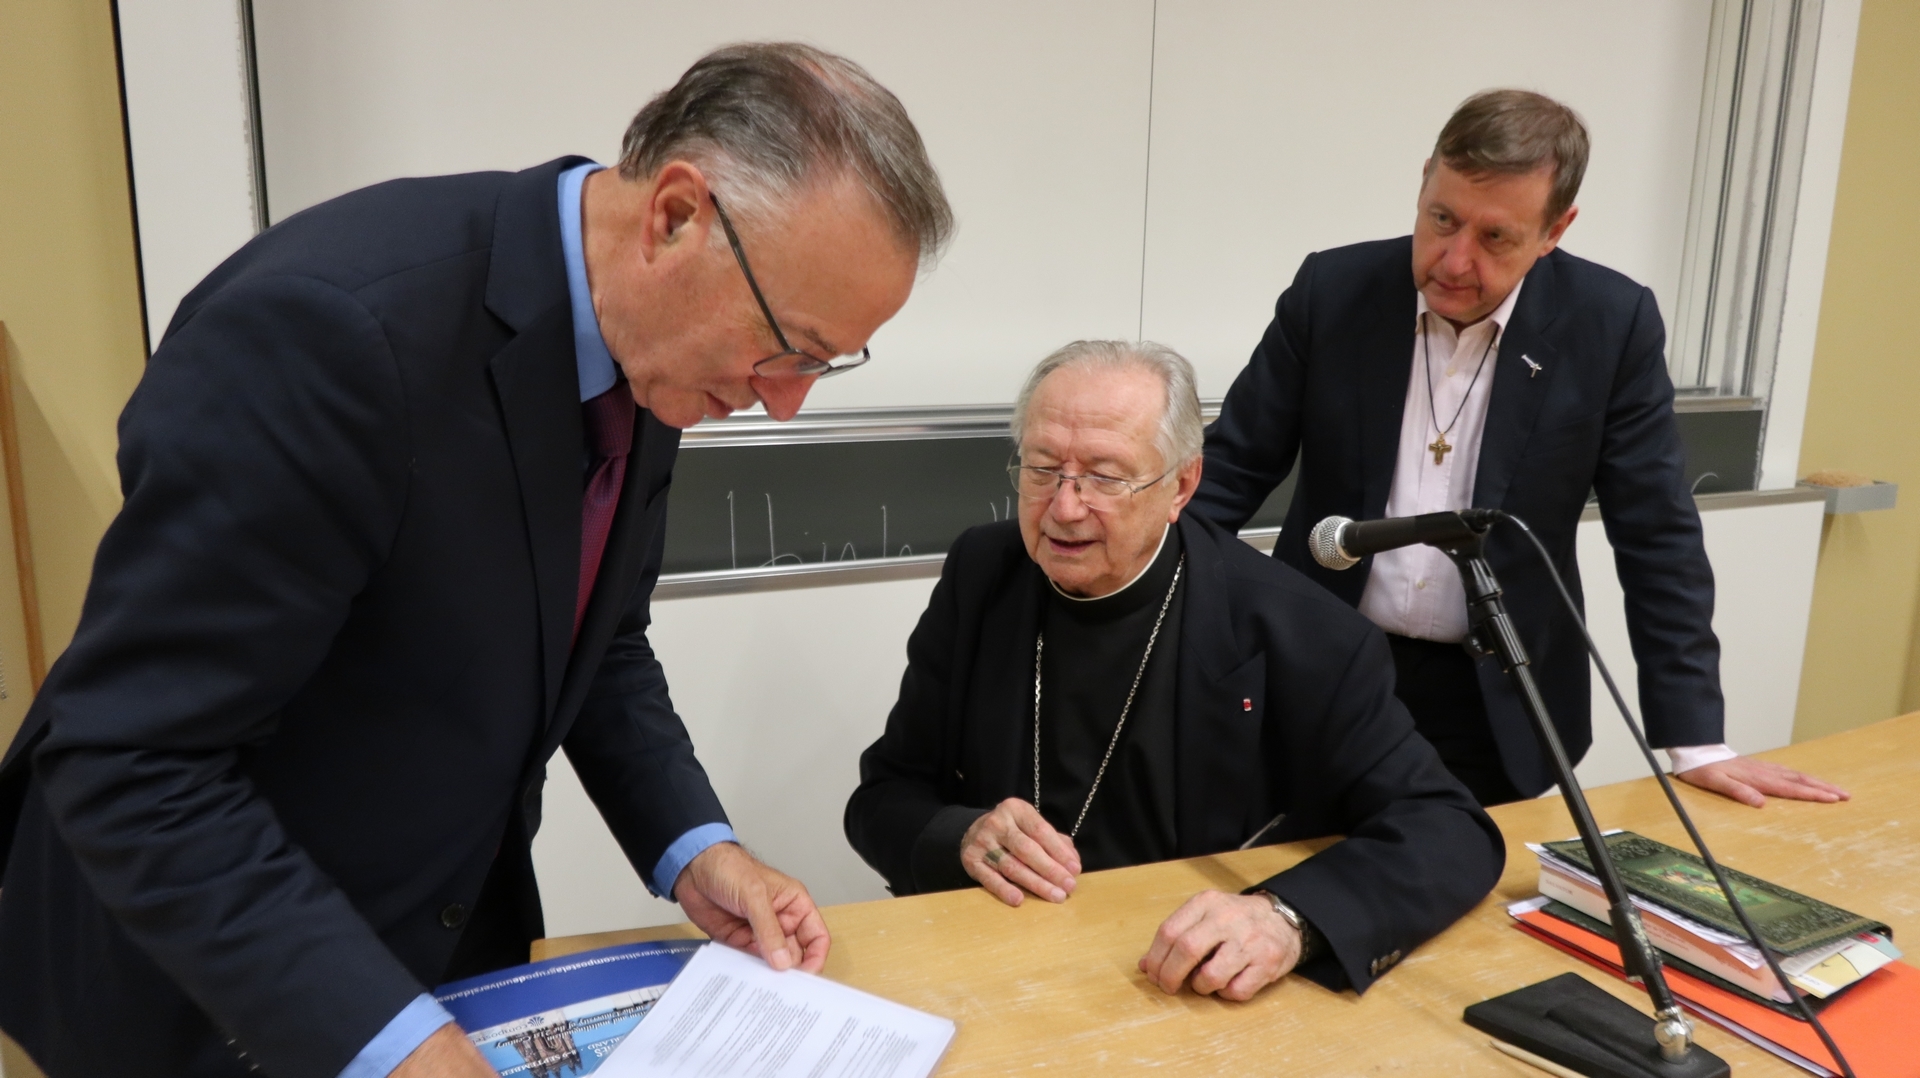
[
  {"left": 1522, "top": 354, "right": 1543, "bottom": 378},
  {"left": 1243, "top": 698, "right": 1253, "bottom": 712}
]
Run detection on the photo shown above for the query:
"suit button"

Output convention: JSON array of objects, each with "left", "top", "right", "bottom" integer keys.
[{"left": 440, "top": 903, "right": 469, "bottom": 930}]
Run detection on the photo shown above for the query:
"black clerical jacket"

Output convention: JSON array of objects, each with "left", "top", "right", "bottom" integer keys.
[{"left": 846, "top": 513, "right": 1504, "bottom": 994}]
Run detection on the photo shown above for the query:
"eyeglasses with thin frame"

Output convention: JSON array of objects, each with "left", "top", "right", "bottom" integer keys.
[
  {"left": 709, "top": 193, "right": 872, "bottom": 381},
  {"left": 1007, "top": 460, "right": 1177, "bottom": 511}
]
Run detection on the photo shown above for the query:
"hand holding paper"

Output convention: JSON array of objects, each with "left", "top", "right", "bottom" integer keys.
[{"left": 674, "top": 842, "right": 830, "bottom": 973}]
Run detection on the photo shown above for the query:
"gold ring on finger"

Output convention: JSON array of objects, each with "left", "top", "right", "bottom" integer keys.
[{"left": 985, "top": 847, "right": 1005, "bottom": 866}]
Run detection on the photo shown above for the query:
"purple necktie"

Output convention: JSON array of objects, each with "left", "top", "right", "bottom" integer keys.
[{"left": 576, "top": 383, "right": 635, "bottom": 642}]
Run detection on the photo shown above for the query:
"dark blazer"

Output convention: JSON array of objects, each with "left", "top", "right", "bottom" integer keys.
[
  {"left": 845, "top": 513, "right": 1504, "bottom": 995},
  {"left": 1192, "top": 238, "right": 1724, "bottom": 796},
  {"left": 0, "top": 159, "right": 727, "bottom": 1078}
]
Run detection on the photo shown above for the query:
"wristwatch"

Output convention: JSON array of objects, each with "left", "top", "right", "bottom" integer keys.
[{"left": 1252, "top": 889, "right": 1315, "bottom": 965}]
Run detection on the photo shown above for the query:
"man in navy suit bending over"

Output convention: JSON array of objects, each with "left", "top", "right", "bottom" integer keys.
[
  {"left": 0, "top": 44, "right": 950, "bottom": 1078},
  {"left": 1192, "top": 90, "right": 1845, "bottom": 809}
]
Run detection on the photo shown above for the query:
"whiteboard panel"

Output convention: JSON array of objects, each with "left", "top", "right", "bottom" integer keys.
[
  {"left": 251, "top": 0, "right": 1156, "bottom": 410},
  {"left": 117, "top": 0, "right": 261, "bottom": 349},
  {"left": 247, "top": 1, "right": 1713, "bottom": 408},
  {"left": 1140, "top": 0, "right": 1714, "bottom": 396}
]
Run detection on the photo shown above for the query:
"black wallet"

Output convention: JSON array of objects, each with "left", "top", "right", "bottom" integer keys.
[{"left": 1463, "top": 973, "right": 1729, "bottom": 1078}]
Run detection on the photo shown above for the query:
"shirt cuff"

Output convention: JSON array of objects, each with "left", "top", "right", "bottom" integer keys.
[
  {"left": 651, "top": 822, "right": 738, "bottom": 898},
  {"left": 1666, "top": 743, "right": 1739, "bottom": 774},
  {"left": 337, "top": 993, "right": 455, "bottom": 1078}
]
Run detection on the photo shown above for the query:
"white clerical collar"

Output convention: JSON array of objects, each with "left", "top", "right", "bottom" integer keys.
[{"left": 1048, "top": 524, "right": 1173, "bottom": 602}]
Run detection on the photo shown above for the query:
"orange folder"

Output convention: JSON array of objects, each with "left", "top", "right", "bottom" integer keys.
[{"left": 1511, "top": 907, "right": 1920, "bottom": 1077}]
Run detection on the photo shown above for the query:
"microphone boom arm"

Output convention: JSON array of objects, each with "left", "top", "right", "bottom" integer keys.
[{"left": 1433, "top": 523, "right": 1696, "bottom": 1062}]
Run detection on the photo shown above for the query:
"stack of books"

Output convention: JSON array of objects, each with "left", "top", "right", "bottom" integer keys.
[
  {"left": 1533, "top": 831, "right": 1898, "bottom": 1003},
  {"left": 1511, "top": 831, "right": 1916, "bottom": 1077}
]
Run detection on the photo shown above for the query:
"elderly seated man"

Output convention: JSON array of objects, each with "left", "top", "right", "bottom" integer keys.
[{"left": 845, "top": 340, "right": 1503, "bottom": 1000}]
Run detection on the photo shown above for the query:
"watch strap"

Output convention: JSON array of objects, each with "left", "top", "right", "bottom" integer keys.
[{"left": 1252, "top": 889, "right": 1315, "bottom": 965}]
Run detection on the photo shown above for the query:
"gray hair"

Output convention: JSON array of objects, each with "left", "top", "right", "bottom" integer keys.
[
  {"left": 1009, "top": 340, "right": 1204, "bottom": 471},
  {"left": 619, "top": 42, "right": 954, "bottom": 266}
]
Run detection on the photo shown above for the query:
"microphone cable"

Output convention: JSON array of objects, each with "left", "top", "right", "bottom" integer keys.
[{"left": 1490, "top": 509, "right": 1857, "bottom": 1078}]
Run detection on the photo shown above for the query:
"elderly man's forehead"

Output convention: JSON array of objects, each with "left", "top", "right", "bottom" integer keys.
[
  {"left": 1021, "top": 373, "right": 1166, "bottom": 473},
  {"left": 1027, "top": 365, "right": 1165, "bottom": 429}
]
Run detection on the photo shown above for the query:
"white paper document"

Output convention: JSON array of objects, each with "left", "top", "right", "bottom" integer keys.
[{"left": 599, "top": 943, "right": 955, "bottom": 1078}]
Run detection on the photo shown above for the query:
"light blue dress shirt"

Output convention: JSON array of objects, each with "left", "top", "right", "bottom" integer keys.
[{"left": 337, "top": 161, "right": 737, "bottom": 1078}]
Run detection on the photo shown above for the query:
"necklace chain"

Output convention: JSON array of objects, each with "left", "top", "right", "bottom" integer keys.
[
  {"left": 1032, "top": 556, "right": 1185, "bottom": 839},
  {"left": 1422, "top": 313, "right": 1499, "bottom": 449}
]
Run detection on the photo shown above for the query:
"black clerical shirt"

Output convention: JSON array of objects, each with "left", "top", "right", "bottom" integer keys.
[
  {"left": 850, "top": 513, "right": 1504, "bottom": 993},
  {"left": 1033, "top": 525, "right": 1185, "bottom": 871}
]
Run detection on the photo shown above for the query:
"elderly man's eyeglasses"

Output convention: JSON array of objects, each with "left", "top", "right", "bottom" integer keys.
[
  {"left": 709, "top": 193, "right": 871, "bottom": 381},
  {"left": 1008, "top": 462, "right": 1175, "bottom": 510}
]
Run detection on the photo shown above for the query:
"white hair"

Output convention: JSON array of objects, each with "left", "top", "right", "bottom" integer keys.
[{"left": 1009, "top": 340, "right": 1204, "bottom": 470}]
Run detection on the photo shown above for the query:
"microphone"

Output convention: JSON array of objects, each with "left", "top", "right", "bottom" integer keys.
[{"left": 1308, "top": 509, "right": 1501, "bottom": 570}]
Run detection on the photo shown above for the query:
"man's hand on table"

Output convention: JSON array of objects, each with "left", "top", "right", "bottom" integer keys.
[
  {"left": 674, "top": 841, "right": 830, "bottom": 973},
  {"left": 1138, "top": 890, "right": 1301, "bottom": 1002},
  {"left": 1676, "top": 756, "right": 1851, "bottom": 808},
  {"left": 960, "top": 797, "right": 1081, "bottom": 906},
  {"left": 391, "top": 1024, "right": 495, "bottom": 1077}
]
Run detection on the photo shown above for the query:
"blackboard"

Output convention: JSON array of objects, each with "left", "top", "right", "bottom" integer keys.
[
  {"left": 661, "top": 438, "right": 1296, "bottom": 577},
  {"left": 659, "top": 402, "right": 1761, "bottom": 578}
]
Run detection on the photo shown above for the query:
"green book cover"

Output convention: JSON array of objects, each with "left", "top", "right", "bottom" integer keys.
[{"left": 1542, "top": 831, "right": 1888, "bottom": 956}]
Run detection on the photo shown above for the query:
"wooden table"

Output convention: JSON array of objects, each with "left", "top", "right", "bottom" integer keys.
[{"left": 538, "top": 715, "right": 1920, "bottom": 1074}]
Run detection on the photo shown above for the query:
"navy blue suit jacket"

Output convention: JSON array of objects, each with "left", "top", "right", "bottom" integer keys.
[
  {"left": 1192, "top": 238, "right": 1724, "bottom": 795},
  {"left": 846, "top": 513, "right": 1504, "bottom": 994},
  {"left": 0, "top": 159, "right": 726, "bottom": 1077}
]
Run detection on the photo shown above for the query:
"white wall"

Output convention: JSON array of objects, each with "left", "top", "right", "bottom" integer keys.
[
  {"left": 251, "top": 0, "right": 1159, "bottom": 412},
  {"left": 1140, "top": 0, "right": 1713, "bottom": 396},
  {"left": 116, "top": 0, "right": 261, "bottom": 350},
  {"left": 534, "top": 497, "right": 1823, "bottom": 937},
  {"left": 245, "top": 0, "right": 1715, "bottom": 407},
  {"left": 532, "top": 575, "right": 936, "bottom": 935},
  {"left": 1571, "top": 496, "right": 1825, "bottom": 790},
  {"left": 117, "top": 2, "right": 1856, "bottom": 483},
  {"left": 1755, "top": 0, "right": 1864, "bottom": 490}
]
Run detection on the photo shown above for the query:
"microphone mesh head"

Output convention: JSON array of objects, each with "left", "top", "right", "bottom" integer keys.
[{"left": 1309, "top": 516, "right": 1360, "bottom": 570}]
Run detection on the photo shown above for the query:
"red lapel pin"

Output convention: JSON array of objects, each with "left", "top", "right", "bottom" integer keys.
[{"left": 1242, "top": 698, "right": 1253, "bottom": 711}]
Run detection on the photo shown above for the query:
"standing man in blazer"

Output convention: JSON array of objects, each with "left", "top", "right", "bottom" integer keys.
[
  {"left": 0, "top": 44, "right": 950, "bottom": 1078},
  {"left": 1193, "top": 90, "right": 1845, "bottom": 808}
]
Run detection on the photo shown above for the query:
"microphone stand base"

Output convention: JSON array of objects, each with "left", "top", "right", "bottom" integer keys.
[{"left": 1465, "top": 973, "right": 1728, "bottom": 1078}]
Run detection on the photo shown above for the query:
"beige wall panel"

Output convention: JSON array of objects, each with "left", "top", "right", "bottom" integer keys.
[
  {"left": 1793, "top": 0, "right": 1920, "bottom": 741},
  {"left": 2, "top": 1031, "right": 46, "bottom": 1078},
  {"left": 0, "top": 0, "right": 144, "bottom": 1069},
  {"left": 0, "top": 0, "right": 147, "bottom": 679},
  {"left": 0, "top": 342, "right": 35, "bottom": 756}
]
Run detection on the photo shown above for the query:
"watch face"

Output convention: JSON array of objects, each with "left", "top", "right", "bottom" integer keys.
[{"left": 1260, "top": 890, "right": 1302, "bottom": 929}]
